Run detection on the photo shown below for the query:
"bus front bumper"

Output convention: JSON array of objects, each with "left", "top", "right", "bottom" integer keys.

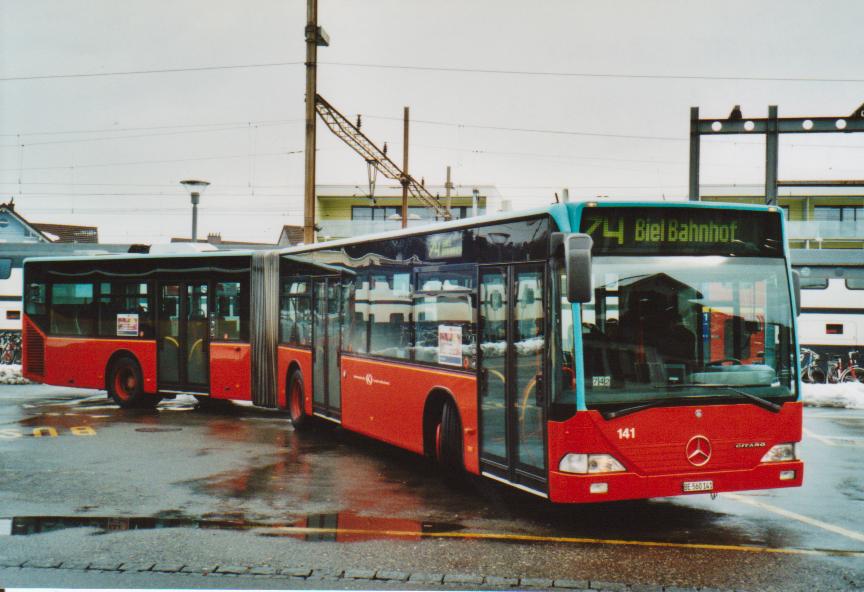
[{"left": 548, "top": 461, "right": 803, "bottom": 503}]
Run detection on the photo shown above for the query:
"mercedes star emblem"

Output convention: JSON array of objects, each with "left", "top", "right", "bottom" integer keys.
[{"left": 686, "top": 435, "right": 712, "bottom": 467}]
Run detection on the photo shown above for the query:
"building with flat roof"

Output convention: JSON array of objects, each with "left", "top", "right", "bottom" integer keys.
[
  {"left": 314, "top": 184, "right": 500, "bottom": 242},
  {"left": 699, "top": 185, "right": 864, "bottom": 250}
]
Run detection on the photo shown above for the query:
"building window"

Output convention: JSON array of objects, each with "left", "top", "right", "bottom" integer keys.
[
  {"left": 813, "top": 206, "right": 864, "bottom": 222},
  {"left": 351, "top": 205, "right": 484, "bottom": 221}
]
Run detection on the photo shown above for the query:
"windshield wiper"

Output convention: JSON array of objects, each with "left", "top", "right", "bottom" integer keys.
[
  {"left": 601, "top": 385, "right": 782, "bottom": 420},
  {"left": 600, "top": 397, "right": 690, "bottom": 419},
  {"left": 664, "top": 384, "right": 782, "bottom": 413}
]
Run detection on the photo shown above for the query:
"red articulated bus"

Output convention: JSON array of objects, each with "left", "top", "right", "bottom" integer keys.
[{"left": 21, "top": 201, "right": 803, "bottom": 503}]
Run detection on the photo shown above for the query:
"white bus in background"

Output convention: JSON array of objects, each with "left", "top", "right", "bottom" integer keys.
[
  {"left": 792, "top": 249, "right": 864, "bottom": 376},
  {"left": 0, "top": 256, "right": 23, "bottom": 331}
]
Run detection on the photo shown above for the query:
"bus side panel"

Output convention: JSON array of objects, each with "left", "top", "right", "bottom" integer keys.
[
  {"left": 339, "top": 356, "right": 480, "bottom": 475},
  {"left": 277, "top": 346, "right": 313, "bottom": 411},
  {"left": 43, "top": 337, "right": 157, "bottom": 393},
  {"left": 209, "top": 342, "right": 251, "bottom": 401}
]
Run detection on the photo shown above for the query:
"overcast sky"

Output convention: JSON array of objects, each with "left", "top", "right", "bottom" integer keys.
[{"left": 1, "top": 0, "right": 863, "bottom": 243}]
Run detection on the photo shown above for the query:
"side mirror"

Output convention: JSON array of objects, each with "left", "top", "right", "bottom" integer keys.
[
  {"left": 565, "top": 233, "right": 593, "bottom": 303},
  {"left": 791, "top": 270, "right": 801, "bottom": 317}
]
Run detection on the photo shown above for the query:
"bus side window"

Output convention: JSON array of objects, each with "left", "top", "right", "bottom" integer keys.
[
  {"left": 50, "top": 283, "right": 95, "bottom": 336},
  {"left": 414, "top": 269, "right": 475, "bottom": 367},
  {"left": 280, "top": 278, "right": 310, "bottom": 346},
  {"left": 368, "top": 270, "right": 411, "bottom": 360},
  {"left": 213, "top": 281, "right": 246, "bottom": 341},
  {"left": 97, "top": 282, "right": 152, "bottom": 338},
  {"left": 25, "top": 282, "right": 47, "bottom": 326}
]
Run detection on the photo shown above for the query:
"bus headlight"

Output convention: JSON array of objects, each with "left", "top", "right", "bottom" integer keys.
[
  {"left": 559, "top": 453, "right": 626, "bottom": 474},
  {"left": 760, "top": 443, "right": 798, "bottom": 463}
]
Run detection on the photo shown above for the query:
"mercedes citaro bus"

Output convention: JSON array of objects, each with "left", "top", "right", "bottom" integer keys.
[{"left": 22, "top": 201, "right": 803, "bottom": 503}]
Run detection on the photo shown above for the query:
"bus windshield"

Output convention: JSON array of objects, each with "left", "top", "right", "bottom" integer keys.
[{"left": 576, "top": 256, "right": 796, "bottom": 412}]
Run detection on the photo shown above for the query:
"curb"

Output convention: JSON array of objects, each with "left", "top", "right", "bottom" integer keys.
[{"left": 0, "top": 558, "right": 728, "bottom": 591}]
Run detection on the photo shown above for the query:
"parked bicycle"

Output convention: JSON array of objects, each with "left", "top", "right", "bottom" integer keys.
[
  {"left": 800, "top": 347, "right": 825, "bottom": 383},
  {"left": 0, "top": 332, "right": 22, "bottom": 365},
  {"left": 826, "top": 350, "right": 864, "bottom": 384}
]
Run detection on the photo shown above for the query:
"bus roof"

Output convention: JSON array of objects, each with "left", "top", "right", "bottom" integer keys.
[{"left": 22, "top": 200, "right": 780, "bottom": 264}]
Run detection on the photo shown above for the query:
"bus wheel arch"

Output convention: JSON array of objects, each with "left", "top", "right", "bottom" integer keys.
[
  {"left": 287, "top": 365, "right": 309, "bottom": 429},
  {"left": 423, "top": 389, "right": 464, "bottom": 470},
  {"left": 106, "top": 352, "right": 160, "bottom": 409}
]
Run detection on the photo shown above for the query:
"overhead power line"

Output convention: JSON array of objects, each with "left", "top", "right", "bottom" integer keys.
[
  {"left": 0, "top": 120, "right": 303, "bottom": 148},
  {"left": 364, "top": 114, "right": 684, "bottom": 142},
  {"left": 0, "top": 149, "right": 303, "bottom": 172},
  {"left": 2, "top": 60, "right": 861, "bottom": 84},
  {"left": 322, "top": 62, "right": 864, "bottom": 84},
  {"left": 0, "top": 62, "right": 302, "bottom": 82},
  {"left": 0, "top": 118, "right": 301, "bottom": 138}
]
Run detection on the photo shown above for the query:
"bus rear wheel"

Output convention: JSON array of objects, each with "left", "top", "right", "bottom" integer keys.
[
  {"left": 435, "top": 398, "right": 463, "bottom": 471},
  {"left": 288, "top": 371, "right": 309, "bottom": 429},
  {"left": 108, "top": 356, "right": 160, "bottom": 409}
]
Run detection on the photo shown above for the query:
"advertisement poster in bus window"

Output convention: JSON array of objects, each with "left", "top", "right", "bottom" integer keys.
[
  {"left": 438, "top": 325, "right": 462, "bottom": 366},
  {"left": 116, "top": 313, "right": 139, "bottom": 337}
]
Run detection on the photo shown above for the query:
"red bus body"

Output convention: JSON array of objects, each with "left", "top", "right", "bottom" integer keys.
[{"left": 21, "top": 203, "right": 803, "bottom": 504}]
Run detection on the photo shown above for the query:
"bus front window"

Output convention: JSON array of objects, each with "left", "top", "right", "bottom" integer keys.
[{"left": 581, "top": 256, "right": 796, "bottom": 412}]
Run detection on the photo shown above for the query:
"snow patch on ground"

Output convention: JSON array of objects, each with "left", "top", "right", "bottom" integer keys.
[
  {"left": 802, "top": 382, "right": 864, "bottom": 410},
  {"left": 0, "top": 365, "right": 31, "bottom": 385}
]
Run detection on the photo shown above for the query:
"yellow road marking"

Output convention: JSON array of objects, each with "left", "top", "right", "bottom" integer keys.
[
  {"left": 724, "top": 493, "right": 864, "bottom": 544},
  {"left": 257, "top": 526, "right": 864, "bottom": 558}
]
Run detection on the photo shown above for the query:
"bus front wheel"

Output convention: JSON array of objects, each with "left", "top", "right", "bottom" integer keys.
[
  {"left": 288, "top": 371, "right": 309, "bottom": 429},
  {"left": 108, "top": 356, "right": 160, "bottom": 409},
  {"left": 435, "top": 398, "right": 463, "bottom": 471}
]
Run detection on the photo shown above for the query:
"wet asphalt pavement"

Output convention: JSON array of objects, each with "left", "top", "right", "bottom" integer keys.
[{"left": 0, "top": 384, "right": 862, "bottom": 591}]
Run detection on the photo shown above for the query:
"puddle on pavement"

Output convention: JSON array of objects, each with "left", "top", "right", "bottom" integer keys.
[{"left": 0, "top": 512, "right": 464, "bottom": 543}]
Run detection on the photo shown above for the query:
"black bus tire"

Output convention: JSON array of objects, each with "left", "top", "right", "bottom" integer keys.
[
  {"left": 288, "top": 370, "right": 309, "bottom": 429},
  {"left": 108, "top": 356, "right": 160, "bottom": 409},
  {"left": 436, "top": 398, "right": 464, "bottom": 471}
]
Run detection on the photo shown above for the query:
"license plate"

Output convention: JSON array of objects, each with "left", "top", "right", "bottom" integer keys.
[{"left": 683, "top": 480, "right": 714, "bottom": 492}]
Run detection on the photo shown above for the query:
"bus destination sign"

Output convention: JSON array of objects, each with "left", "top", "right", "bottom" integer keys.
[{"left": 579, "top": 207, "right": 782, "bottom": 256}]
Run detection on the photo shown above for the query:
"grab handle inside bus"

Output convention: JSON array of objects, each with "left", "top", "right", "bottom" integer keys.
[
  {"left": 564, "top": 233, "right": 593, "bottom": 303},
  {"left": 791, "top": 270, "right": 801, "bottom": 316}
]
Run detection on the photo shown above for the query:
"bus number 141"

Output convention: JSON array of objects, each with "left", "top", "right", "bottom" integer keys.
[{"left": 617, "top": 427, "right": 636, "bottom": 440}]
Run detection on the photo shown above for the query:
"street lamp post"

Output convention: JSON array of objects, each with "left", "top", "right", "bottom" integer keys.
[{"left": 180, "top": 179, "right": 210, "bottom": 243}]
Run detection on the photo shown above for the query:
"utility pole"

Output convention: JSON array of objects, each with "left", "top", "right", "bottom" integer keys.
[
  {"left": 401, "top": 106, "right": 410, "bottom": 229},
  {"left": 303, "top": 0, "right": 329, "bottom": 244}
]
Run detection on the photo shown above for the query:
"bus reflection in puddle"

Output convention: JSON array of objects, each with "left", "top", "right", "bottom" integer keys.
[{"left": 3, "top": 513, "right": 463, "bottom": 543}]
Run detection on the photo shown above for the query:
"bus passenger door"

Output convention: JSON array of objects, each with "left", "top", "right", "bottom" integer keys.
[
  {"left": 185, "top": 282, "right": 210, "bottom": 388},
  {"left": 157, "top": 281, "right": 209, "bottom": 391},
  {"left": 157, "top": 284, "right": 182, "bottom": 386},
  {"left": 312, "top": 276, "right": 342, "bottom": 419},
  {"left": 479, "top": 264, "right": 547, "bottom": 493}
]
